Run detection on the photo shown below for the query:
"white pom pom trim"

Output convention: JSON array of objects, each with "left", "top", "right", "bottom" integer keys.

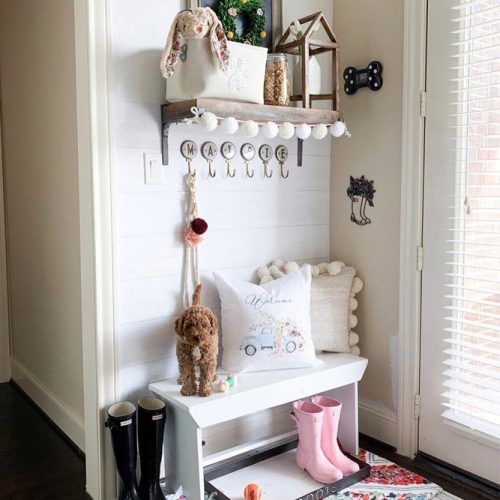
[
  {"left": 349, "top": 314, "right": 358, "bottom": 328},
  {"left": 284, "top": 261, "right": 300, "bottom": 273},
  {"left": 352, "top": 277, "right": 364, "bottom": 293},
  {"left": 318, "top": 263, "right": 328, "bottom": 273},
  {"left": 257, "top": 266, "right": 271, "bottom": 279},
  {"left": 269, "top": 265, "right": 285, "bottom": 278},
  {"left": 327, "top": 261, "right": 344, "bottom": 276},
  {"left": 350, "top": 345, "right": 361, "bottom": 356},
  {"left": 349, "top": 332, "right": 360, "bottom": 346},
  {"left": 256, "top": 259, "right": 363, "bottom": 351}
]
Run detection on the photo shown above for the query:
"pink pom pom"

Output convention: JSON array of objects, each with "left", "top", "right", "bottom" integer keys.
[{"left": 184, "top": 227, "right": 203, "bottom": 247}]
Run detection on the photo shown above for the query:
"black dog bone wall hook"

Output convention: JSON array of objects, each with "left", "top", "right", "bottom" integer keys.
[{"left": 343, "top": 61, "right": 383, "bottom": 95}]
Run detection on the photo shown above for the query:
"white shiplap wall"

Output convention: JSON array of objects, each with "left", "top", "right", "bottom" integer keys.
[{"left": 110, "top": 0, "right": 331, "bottom": 451}]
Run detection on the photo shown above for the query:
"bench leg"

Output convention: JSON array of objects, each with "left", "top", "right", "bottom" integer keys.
[
  {"left": 164, "top": 404, "right": 204, "bottom": 500},
  {"left": 325, "top": 382, "right": 359, "bottom": 455}
]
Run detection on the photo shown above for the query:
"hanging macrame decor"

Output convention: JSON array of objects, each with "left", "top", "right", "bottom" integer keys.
[{"left": 182, "top": 172, "right": 209, "bottom": 308}]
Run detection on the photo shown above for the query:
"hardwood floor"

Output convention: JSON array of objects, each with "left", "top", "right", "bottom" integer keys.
[{"left": 0, "top": 382, "right": 88, "bottom": 500}]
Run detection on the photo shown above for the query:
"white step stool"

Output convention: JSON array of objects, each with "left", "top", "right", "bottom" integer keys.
[{"left": 150, "top": 353, "right": 368, "bottom": 500}]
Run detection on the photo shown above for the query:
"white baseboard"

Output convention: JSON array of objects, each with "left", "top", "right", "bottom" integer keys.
[
  {"left": 359, "top": 397, "right": 398, "bottom": 447},
  {"left": 11, "top": 357, "right": 85, "bottom": 451}
]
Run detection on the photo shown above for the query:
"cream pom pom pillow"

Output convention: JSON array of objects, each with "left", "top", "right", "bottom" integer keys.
[{"left": 257, "top": 260, "right": 362, "bottom": 355}]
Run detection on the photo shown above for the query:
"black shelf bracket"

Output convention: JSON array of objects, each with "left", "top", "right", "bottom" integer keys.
[{"left": 161, "top": 104, "right": 170, "bottom": 166}]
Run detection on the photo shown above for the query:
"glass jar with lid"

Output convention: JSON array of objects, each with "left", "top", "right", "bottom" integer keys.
[{"left": 264, "top": 53, "right": 291, "bottom": 106}]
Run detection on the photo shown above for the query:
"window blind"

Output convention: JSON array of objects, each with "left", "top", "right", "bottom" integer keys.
[{"left": 444, "top": 0, "right": 500, "bottom": 440}]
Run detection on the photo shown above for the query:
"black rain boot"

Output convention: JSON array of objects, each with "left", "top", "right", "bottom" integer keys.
[
  {"left": 138, "top": 397, "right": 167, "bottom": 500},
  {"left": 105, "top": 402, "right": 140, "bottom": 500}
]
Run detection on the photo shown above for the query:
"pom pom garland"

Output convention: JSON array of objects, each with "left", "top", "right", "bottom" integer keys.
[
  {"left": 272, "top": 259, "right": 285, "bottom": 268},
  {"left": 312, "top": 124, "right": 328, "bottom": 140},
  {"left": 241, "top": 120, "right": 259, "bottom": 138},
  {"left": 199, "top": 112, "right": 218, "bottom": 131},
  {"left": 296, "top": 123, "right": 312, "bottom": 140},
  {"left": 260, "top": 275, "right": 274, "bottom": 284},
  {"left": 311, "top": 265, "right": 320, "bottom": 277},
  {"left": 190, "top": 217, "right": 208, "bottom": 235},
  {"left": 262, "top": 121, "right": 279, "bottom": 139},
  {"left": 279, "top": 122, "right": 295, "bottom": 140},
  {"left": 220, "top": 116, "right": 239, "bottom": 134},
  {"left": 330, "top": 120, "right": 347, "bottom": 138}
]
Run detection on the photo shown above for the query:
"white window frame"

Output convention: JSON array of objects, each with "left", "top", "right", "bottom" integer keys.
[{"left": 398, "top": 0, "right": 428, "bottom": 458}]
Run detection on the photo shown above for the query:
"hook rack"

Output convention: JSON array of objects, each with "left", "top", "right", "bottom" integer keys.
[{"left": 181, "top": 141, "right": 291, "bottom": 180}]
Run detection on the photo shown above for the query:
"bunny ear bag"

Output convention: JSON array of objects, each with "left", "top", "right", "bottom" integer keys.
[
  {"left": 207, "top": 7, "right": 230, "bottom": 73},
  {"left": 160, "top": 11, "right": 185, "bottom": 78}
]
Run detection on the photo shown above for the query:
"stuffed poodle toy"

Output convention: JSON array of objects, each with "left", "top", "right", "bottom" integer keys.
[{"left": 160, "top": 7, "right": 230, "bottom": 78}]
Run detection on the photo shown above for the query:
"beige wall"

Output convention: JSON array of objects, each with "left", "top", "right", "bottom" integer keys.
[
  {"left": 0, "top": 0, "right": 84, "bottom": 447},
  {"left": 331, "top": 0, "right": 404, "bottom": 429}
]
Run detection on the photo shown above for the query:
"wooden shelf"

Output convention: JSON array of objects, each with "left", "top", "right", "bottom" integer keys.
[
  {"left": 161, "top": 99, "right": 342, "bottom": 165},
  {"left": 162, "top": 99, "right": 341, "bottom": 127}
]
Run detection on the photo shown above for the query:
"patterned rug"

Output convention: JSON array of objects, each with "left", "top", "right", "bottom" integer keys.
[{"left": 328, "top": 449, "right": 460, "bottom": 500}]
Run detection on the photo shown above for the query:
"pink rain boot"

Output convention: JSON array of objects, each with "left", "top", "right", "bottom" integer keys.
[
  {"left": 291, "top": 400, "right": 343, "bottom": 484},
  {"left": 311, "top": 396, "right": 360, "bottom": 476}
]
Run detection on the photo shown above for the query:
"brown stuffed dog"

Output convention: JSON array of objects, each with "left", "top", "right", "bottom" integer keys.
[{"left": 175, "top": 284, "right": 218, "bottom": 397}]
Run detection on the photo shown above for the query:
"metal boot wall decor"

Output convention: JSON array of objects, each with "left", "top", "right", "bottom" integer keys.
[{"left": 347, "top": 175, "right": 376, "bottom": 226}]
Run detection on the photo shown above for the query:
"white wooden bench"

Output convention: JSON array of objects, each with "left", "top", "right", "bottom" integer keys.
[{"left": 149, "top": 352, "right": 368, "bottom": 500}]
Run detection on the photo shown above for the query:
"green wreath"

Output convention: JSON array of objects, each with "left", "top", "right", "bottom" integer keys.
[{"left": 217, "top": 0, "right": 267, "bottom": 47}]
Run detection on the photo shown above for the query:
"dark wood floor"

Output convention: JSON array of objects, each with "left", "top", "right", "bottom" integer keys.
[
  {"left": 1, "top": 382, "right": 497, "bottom": 499},
  {"left": 0, "top": 382, "right": 87, "bottom": 500}
]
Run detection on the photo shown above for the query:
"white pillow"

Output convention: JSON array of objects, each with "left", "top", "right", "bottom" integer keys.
[{"left": 214, "top": 266, "right": 318, "bottom": 373}]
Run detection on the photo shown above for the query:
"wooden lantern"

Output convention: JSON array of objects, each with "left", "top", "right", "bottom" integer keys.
[{"left": 275, "top": 12, "right": 339, "bottom": 110}]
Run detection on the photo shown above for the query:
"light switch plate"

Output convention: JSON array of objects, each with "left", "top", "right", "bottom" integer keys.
[{"left": 143, "top": 153, "right": 163, "bottom": 185}]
